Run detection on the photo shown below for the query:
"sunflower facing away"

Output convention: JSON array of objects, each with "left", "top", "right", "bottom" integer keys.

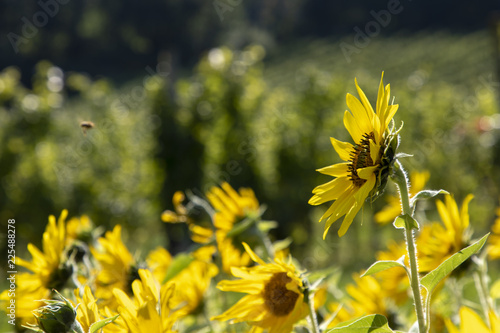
[
  {"left": 212, "top": 243, "right": 309, "bottom": 333},
  {"left": 309, "top": 73, "right": 399, "bottom": 237}
]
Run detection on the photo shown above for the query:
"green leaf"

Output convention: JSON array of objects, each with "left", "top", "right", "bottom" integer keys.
[
  {"left": 393, "top": 214, "right": 419, "bottom": 230},
  {"left": 89, "top": 314, "right": 119, "bottom": 333},
  {"left": 327, "top": 314, "right": 393, "bottom": 332},
  {"left": 162, "top": 253, "right": 194, "bottom": 283},
  {"left": 362, "top": 256, "right": 406, "bottom": 277},
  {"left": 410, "top": 189, "right": 449, "bottom": 205},
  {"left": 421, "top": 233, "right": 489, "bottom": 294}
]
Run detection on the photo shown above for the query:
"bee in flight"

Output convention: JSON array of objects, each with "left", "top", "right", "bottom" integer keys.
[{"left": 80, "top": 121, "right": 95, "bottom": 135}]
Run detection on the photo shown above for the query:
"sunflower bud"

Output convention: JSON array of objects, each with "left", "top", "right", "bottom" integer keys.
[{"left": 25, "top": 291, "right": 84, "bottom": 333}]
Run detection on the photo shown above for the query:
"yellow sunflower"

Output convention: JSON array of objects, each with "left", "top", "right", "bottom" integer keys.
[
  {"left": 212, "top": 243, "right": 309, "bottom": 333},
  {"left": 0, "top": 210, "right": 71, "bottom": 326},
  {"left": 374, "top": 241, "right": 410, "bottom": 305},
  {"left": 207, "top": 182, "right": 260, "bottom": 272},
  {"left": 330, "top": 272, "right": 392, "bottom": 328},
  {"left": 418, "top": 194, "right": 473, "bottom": 273},
  {"left": 309, "top": 73, "right": 399, "bottom": 237},
  {"left": 375, "top": 170, "right": 430, "bottom": 225},
  {"left": 91, "top": 225, "right": 138, "bottom": 309},
  {"left": 487, "top": 207, "right": 500, "bottom": 260},
  {"left": 445, "top": 306, "right": 500, "bottom": 333},
  {"left": 113, "top": 269, "right": 179, "bottom": 333},
  {"left": 169, "top": 247, "right": 219, "bottom": 316}
]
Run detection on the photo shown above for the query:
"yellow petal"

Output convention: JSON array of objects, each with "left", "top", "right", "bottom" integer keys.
[
  {"left": 242, "top": 242, "right": 266, "bottom": 265},
  {"left": 357, "top": 166, "right": 378, "bottom": 180},
  {"left": 460, "top": 194, "right": 474, "bottom": 231},
  {"left": 370, "top": 139, "right": 380, "bottom": 164},
  {"left": 330, "top": 137, "right": 353, "bottom": 162},
  {"left": 354, "top": 77, "right": 375, "bottom": 122},
  {"left": 346, "top": 94, "right": 372, "bottom": 134},
  {"left": 343, "top": 110, "right": 364, "bottom": 143},
  {"left": 316, "top": 162, "right": 350, "bottom": 177},
  {"left": 310, "top": 177, "right": 351, "bottom": 204}
]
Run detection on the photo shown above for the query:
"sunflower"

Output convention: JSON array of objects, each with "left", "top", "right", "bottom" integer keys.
[
  {"left": 374, "top": 241, "right": 410, "bottom": 305},
  {"left": 375, "top": 170, "right": 430, "bottom": 225},
  {"left": 91, "top": 225, "right": 138, "bottom": 309},
  {"left": 113, "top": 269, "right": 180, "bottom": 333},
  {"left": 206, "top": 182, "right": 260, "bottom": 231},
  {"left": 309, "top": 73, "right": 399, "bottom": 237},
  {"left": 445, "top": 306, "right": 500, "bottom": 333},
  {"left": 417, "top": 194, "right": 473, "bottom": 273},
  {"left": 487, "top": 207, "right": 500, "bottom": 260},
  {"left": 161, "top": 191, "right": 214, "bottom": 244},
  {"left": 212, "top": 243, "right": 309, "bottom": 333},
  {"left": 0, "top": 210, "right": 72, "bottom": 326},
  {"left": 327, "top": 272, "right": 395, "bottom": 329},
  {"left": 207, "top": 182, "right": 260, "bottom": 272},
  {"left": 169, "top": 247, "right": 219, "bottom": 316}
]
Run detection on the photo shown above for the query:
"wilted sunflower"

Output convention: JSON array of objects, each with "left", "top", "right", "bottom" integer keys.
[
  {"left": 212, "top": 243, "right": 309, "bottom": 333},
  {"left": 418, "top": 194, "right": 474, "bottom": 273},
  {"left": 309, "top": 73, "right": 399, "bottom": 237}
]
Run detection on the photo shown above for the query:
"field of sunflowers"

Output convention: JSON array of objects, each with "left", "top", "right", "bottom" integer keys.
[{"left": 1, "top": 30, "right": 500, "bottom": 332}]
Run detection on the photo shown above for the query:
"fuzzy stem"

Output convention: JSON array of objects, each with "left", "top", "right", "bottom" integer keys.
[
  {"left": 392, "top": 161, "right": 426, "bottom": 333},
  {"left": 307, "top": 289, "right": 320, "bottom": 333}
]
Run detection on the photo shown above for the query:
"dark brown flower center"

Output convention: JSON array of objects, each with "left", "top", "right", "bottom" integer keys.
[
  {"left": 263, "top": 272, "right": 299, "bottom": 317},
  {"left": 348, "top": 132, "right": 377, "bottom": 187}
]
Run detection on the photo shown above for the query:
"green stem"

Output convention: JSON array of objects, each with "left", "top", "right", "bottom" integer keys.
[
  {"left": 393, "top": 161, "right": 426, "bottom": 333},
  {"left": 307, "top": 288, "right": 320, "bottom": 333}
]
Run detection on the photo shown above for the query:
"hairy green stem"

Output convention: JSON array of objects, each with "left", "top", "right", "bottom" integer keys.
[
  {"left": 393, "top": 161, "right": 426, "bottom": 333},
  {"left": 307, "top": 288, "right": 320, "bottom": 333}
]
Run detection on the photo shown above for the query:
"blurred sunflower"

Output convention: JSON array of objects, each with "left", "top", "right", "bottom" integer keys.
[
  {"left": 212, "top": 242, "right": 309, "bottom": 333},
  {"left": 327, "top": 273, "right": 393, "bottom": 329},
  {"left": 206, "top": 182, "right": 260, "bottom": 231},
  {"left": 445, "top": 306, "right": 500, "bottom": 333},
  {"left": 418, "top": 194, "right": 474, "bottom": 273},
  {"left": 91, "top": 225, "right": 139, "bottom": 309},
  {"left": 66, "top": 214, "right": 94, "bottom": 245},
  {"left": 0, "top": 210, "right": 72, "bottom": 325},
  {"left": 207, "top": 183, "right": 260, "bottom": 272},
  {"left": 487, "top": 207, "right": 500, "bottom": 260},
  {"left": 113, "top": 269, "right": 180, "bottom": 333},
  {"left": 375, "top": 170, "right": 430, "bottom": 225},
  {"left": 170, "top": 247, "right": 219, "bottom": 316},
  {"left": 146, "top": 246, "right": 173, "bottom": 283},
  {"left": 374, "top": 241, "right": 410, "bottom": 305},
  {"left": 74, "top": 285, "right": 118, "bottom": 332},
  {"left": 161, "top": 191, "right": 214, "bottom": 244},
  {"left": 309, "top": 73, "right": 399, "bottom": 237}
]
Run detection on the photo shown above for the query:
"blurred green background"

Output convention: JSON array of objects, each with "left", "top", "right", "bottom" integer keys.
[{"left": 1, "top": 0, "right": 500, "bottom": 273}]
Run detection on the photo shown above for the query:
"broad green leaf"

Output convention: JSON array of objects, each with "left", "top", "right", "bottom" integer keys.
[
  {"left": 162, "top": 253, "right": 194, "bottom": 283},
  {"left": 393, "top": 214, "right": 419, "bottom": 230},
  {"left": 410, "top": 189, "right": 449, "bottom": 205},
  {"left": 421, "top": 233, "right": 489, "bottom": 294},
  {"left": 89, "top": 314, "right": 119, "bottom": 333},
  {"left": 327, "top": 314, "right": 393, "bottom": 332},
  {"left": 362, "top": 256, "right": 406, "bottom": 277}
]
